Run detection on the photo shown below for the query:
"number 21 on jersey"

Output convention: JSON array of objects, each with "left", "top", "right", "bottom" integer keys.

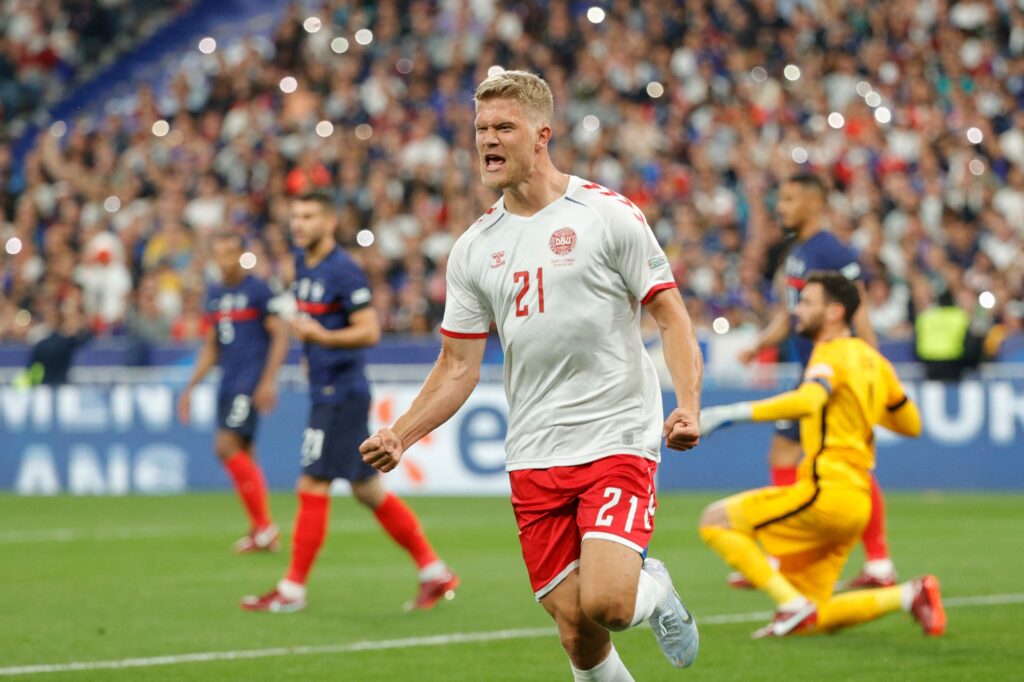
[{"left": 513, "top": 268, "right": 545, "bottom": 317}]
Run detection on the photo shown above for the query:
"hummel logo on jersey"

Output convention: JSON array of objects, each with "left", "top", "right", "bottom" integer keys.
[{"left": 491, "top": 251, "right": 506, "bottom": 269}]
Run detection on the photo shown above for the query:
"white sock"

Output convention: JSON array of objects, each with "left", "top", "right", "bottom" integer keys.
[
  {"left": 779, "top": 595, "right": 811, "bottom": 612},
  {"left": 630, "top": 569, "right": 665, "bottom": 627},
  {"left": 277, "top": 579, "right": 306, "bottom": 600},
  {"left": 864, "top": 558, "right": 895, "bottom": 578},
  {"left": 570, "top": 646, "right": 635, "bottom": 682},
  {"left": 900, "top": 582, "right": 915, "bottom": 612},
  {"left": 418, "top": 560, "right": 448, "bottom": 582}
]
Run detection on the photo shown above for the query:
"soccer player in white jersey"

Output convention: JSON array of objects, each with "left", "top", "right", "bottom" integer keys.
[{"left": 359, "top": 71, "right": 703, "bottom": 680}]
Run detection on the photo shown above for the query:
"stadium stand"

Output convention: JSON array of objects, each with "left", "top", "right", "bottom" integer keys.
[{"left": 0, "top": 0, "right": 1022, "bottom": 363}]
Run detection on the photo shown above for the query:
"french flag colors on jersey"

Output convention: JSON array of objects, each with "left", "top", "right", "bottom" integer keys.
[
  {"left": 205, "top": 275, "right": 273, "bottom": 398},
  {"left": 293, "top": 247, "right": 372, "bottom": 402},
  {"left": 783, "top": 231, "right": 863, "bottom": 365},
  {"left": 441, "top": 175, "right": 677, "bottom": 472}
]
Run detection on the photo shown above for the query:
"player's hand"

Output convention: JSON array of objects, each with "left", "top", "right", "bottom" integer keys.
[
  {"left": 252, "top": 380, "right": 277, "bottom": 414},
  {"left": 290, "top": 316, "right": 326, "bottom": 344},
  {"left": 737, "top": 347, "right": 758, "bottom": 364},
  {"left": 699, "top": 403, "right": 753, "bottom": 438},
  {"left": 663, "top": 408, "right": 700, "bottom": 451},
  {"left": 177, "top": 389, "right": 192, "bottom": 425},
  {"left": 360, "top": 428, "right": 404, "bottom": 473}
]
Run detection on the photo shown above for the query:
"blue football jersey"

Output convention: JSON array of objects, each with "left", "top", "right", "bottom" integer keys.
[
  {"left": 293, "top": 247, "right": 373, "bottom": 403},
  {"left": 782, "top": 231, "right": 862, "bottom": 365},
  {"left": 205, "top": 275, "right": 273, "bottom": 397}
]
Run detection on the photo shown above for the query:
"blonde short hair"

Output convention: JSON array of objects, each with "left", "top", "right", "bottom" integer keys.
[{"left": 474, "top": 70, "right": 553, "bottom": 126}]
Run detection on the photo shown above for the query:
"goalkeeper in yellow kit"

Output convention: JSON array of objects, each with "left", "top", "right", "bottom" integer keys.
[{"left": 698, "top": 271, "right": 946, "bottom": 638}]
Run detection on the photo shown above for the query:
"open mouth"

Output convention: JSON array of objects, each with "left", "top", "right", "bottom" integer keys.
[{"left": 484, "top": 154, "right": 506, "bottom": 171}]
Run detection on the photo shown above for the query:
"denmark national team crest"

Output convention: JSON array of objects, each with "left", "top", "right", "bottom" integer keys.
[{"left": 549, "top": 228, "right": 577, "bottom": 255}]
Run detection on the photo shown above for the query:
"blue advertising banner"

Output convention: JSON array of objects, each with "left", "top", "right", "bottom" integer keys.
[{"left": 1, "top": 379, "right": 1022, "bottom": 495}]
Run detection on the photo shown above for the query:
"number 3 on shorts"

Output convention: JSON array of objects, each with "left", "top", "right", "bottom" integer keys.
[{"left": 595, "top": 486, "right": 653, "bottom": 534}]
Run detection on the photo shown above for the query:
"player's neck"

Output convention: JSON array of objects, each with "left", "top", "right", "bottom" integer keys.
[
  {"left": 797, "top": 222, "right": 823, "bottom": 241},
  {"left": 815, "top": 325, "right": 851, "bottom": 344},
  {"left": 502, "top": 161, "right": 569, "bottom": 217},
  {"left": 222, "top": 271, "right": 244, "bottom": 286},
  {"left": 304, "top": 237, "right": 336, "bottom": 268}
]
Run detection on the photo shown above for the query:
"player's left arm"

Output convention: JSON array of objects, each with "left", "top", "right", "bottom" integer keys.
[
  {"left": 604, "top": 195, "right": 702, "bottom": 450},
  {"left": 877, "top": 359, "right": 922, "bottom": 437},
  {"left": 291, "top": 307, "right": 381, "bottom": 348},
  {"left": 253, "top": 314, "right": 290, "bottom": 413},
  {"left": 646, "top": 287, "right": 703, "bottom": 451}
]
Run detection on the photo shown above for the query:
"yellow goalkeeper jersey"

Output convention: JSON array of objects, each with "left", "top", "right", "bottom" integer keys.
[{"left": 796, "top": 337, "right": 911, "bottom": 487}]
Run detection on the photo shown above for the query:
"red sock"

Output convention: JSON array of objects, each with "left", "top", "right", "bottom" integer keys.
[
  {"left": 373, "top": 493, "right": 438, "bottom": 570},
  {"left": 285, "top": 492, "right": 330, "bottom": 585},
  {"left": 771, "top": 466, "right": 797, "bottom": 486},
  {"left": 861, "top": 474, "right": 890, "bottom": 561},
  {"left": 223, "top": 451, "right": 271, "bottom": 528}
]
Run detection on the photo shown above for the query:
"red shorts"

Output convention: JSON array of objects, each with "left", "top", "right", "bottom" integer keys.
[{"left": 509, "top": 454, "right": 658, "bottom": 600}]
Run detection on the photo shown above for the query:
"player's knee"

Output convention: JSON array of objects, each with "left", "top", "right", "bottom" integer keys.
[
  {"left": 579, "top": 591, "right": 632, "bottom": 632},
  {"left": 555, "top": 619, "right": 603, "bottom": 663},
  {"left": 350, "top": 477, "right": 384, "bottom": 508},
  {"left": 699, "top": 501, "right": 729, "bottom": 530},
  {"left": 214, "top": 433, "right": 244, "bottom": 460}
]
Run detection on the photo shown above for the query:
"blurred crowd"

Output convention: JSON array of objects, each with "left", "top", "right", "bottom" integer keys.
[
  {"left": 0, "top": 0, "right": 189, "bottom": 138},
  {"left": 1, "top": 0, "right": 1022, "bottom": 362}
]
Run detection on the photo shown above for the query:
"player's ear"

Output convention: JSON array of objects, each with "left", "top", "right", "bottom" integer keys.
[{"left": 535, "top": 123, "right": 552, "bottom": 150}]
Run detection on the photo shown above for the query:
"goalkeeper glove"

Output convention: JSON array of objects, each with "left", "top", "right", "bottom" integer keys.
[{"left": 699, "top": 402, "right": 753, "bottom": 438}]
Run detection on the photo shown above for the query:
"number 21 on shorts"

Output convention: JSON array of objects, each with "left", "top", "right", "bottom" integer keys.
[
  {"left": 513, "top": 268, "right": 545, "bottom": 317},
  {"left": 596, "top": 486, "right": 654, "bottom": 534}
]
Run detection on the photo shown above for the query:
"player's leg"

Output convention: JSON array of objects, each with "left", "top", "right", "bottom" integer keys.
[
  {"left": 541, "top": 571, "right": 635, "bottom": 681},
  {"left": 215, "top": 394, "right": 275, "bottom": 552},
  {"left": 700, "top": 494, "right": 807, "bottom": 608},
  {"left": 350, "top": 473, "right": 457, "bottom": 610},
  {"left": 725, "top": 429, "right": 801, "bottom": 589},
  {"left": 818, "top": 575, "right": 946, "bottom": 635},
  {"left": 575, "top": 456, "right": 697, "bottom": 668},
  {"left": 241, "top": 403, "right": 338, "bottom": 612},
  {"left": 840, "top": 473, "right": 897, "bottom": 590},
  {"left": 512, "top": 464, "right": 638, "bottom": 680}
]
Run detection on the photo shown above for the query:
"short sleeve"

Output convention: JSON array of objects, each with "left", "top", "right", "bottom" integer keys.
[
  {"left": 828, "top": 242, "right": 863, "bottom": 282},
  {"left": 607, "top": 204, "right": 676, "bottom": 304},
  {"left": 338, "top": 265, "right": 372, "bottom": 313},
  {"left": 803, "top": 344, "right": 842, "bottom": 394},
  {"left": 440, "top": 239, "right": 490, "bottom": 338}
]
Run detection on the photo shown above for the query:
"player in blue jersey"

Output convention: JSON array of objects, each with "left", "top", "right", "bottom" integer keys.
[
  {"left": 178, "top": 232, "right": 289, "bottom": 552},
  {"left": 737, "top": 174, "right": 895, "bottom": 590},
  {"left": 241, "top": 191, "right": 456, "bottom": 613}
]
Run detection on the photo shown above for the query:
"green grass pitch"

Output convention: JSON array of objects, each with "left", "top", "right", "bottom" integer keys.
[{"left": 1, "top": 492, "right": 1022, "bottom": 680}]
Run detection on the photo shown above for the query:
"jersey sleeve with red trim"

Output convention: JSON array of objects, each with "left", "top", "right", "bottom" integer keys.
[
  {"left": 604, "top": 197, "right": 676, "bottom": 305},
  {"left": 440, "top": 236, "right": 491, "bottom": 338}
]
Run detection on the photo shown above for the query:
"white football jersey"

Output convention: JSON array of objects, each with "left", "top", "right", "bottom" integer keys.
[{"left": 441, "top": 175, "right": 677, "bottom": 471}]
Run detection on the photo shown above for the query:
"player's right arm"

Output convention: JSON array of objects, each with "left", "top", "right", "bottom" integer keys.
[
  {"left": 360, "top": 334, "right": 486, "bottom": 472},
  {"left": 738, "top": 304, "right": 792, "bottom": 364},
  {"left": 701, "top": 346, "right": 836, "bottom": 436},
  {"left": 177, "top": 326, "right": 218, "bottom": 425}
]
